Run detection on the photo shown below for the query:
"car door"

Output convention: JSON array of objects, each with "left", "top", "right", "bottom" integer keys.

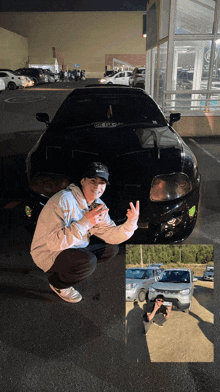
[
  {"left": 0, "top": 72, "right": 10, "bottom": 86},
  {"left": 143, "top": 269, "right": 156, "bottom": 290},
  {"left": 113, "top": 72, "right": 126, "bottom": 85},
  {"left": 124, "top": 71, "right": 133, "bottom": 85}
]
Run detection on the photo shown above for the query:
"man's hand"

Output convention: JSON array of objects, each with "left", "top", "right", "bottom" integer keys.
[
  {"left": 154, "top": 301, "right": 161, "bottom": 312},
  {"left": 126, "top": 201, "right": 140, "bottom": 222},
  {"left": 84, "top": 204, "right": 109, "bottom": 226},
  {"left": 165, "top": 304, "right": 172, "bottom": 320}
]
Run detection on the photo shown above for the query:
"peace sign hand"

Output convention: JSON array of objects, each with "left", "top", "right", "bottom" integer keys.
[{"left": 126, "top": 200, "right": 140, "bottom": 222}]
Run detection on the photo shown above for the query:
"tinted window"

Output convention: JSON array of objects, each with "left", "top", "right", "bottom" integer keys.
[
  {"left": 0, "top": 72, "right": 7, "bottom": 77},
  {"left": 159, "top": 270, "right": 190, "bottom": 283},
  {"left": 52, "top": 93, "right": 167, "bottom": 127},
  {"left": 126, "top": 269, "right": 145, "bottom": 279}
]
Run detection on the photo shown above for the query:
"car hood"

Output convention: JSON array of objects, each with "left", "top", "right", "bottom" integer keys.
[
  {"left": 150, "top": 281, "right": 191, "bottom": 291},
  {"left": 60, "top": 124, "right": 183, "bottom": 183}
]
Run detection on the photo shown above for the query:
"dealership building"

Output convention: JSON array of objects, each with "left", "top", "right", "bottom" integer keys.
[{"left": 1, "top": 0, "right": 220, "bottom": 135}]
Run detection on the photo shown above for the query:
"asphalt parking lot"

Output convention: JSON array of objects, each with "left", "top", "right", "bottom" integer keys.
[{"left": 0, "top": 82, "right": 220, "bottom": 391}]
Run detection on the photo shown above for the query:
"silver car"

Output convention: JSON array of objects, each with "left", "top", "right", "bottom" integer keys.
[
  {"left": 148, "top": 268, "right": 197, "bottom": 313},
  {"left": 203, "top": 266, "right": 214, "bottom": 281},
  {"left": 126, "top": 264, "right": 164, "bottom": 302}
]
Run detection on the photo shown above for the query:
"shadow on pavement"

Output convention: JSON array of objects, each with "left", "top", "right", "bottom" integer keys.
[
  {"left": 188, "top": 310, "right": 214, "bottom": 345},
  {"left": 194, "top": 283, "right": 214, "bottom": 313},
  {"left": 125, "top": 301, "right": 151, "bottom": 362}
]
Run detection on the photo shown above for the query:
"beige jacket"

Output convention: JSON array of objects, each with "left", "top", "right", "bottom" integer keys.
[{"left": 31, "top": 184, "right": 138, "bottom": 272}]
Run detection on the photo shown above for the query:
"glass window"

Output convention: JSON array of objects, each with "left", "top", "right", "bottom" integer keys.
[
  {"left": 160, "top": 0, "right": 169, "bottom": 39},
  {"left": 152, "top": 46, "right": 158, "bottom": 101},
  {"left": 174, "top": 40, "right": 212, "bottom": 91},
  {"left": 158, "top": 42, "right": 168, "bottom": 106},
  {"left": 176, "top": 0, "right": 215, "bottom": 34},
  {"left": 211, "top": 40, "right": 220, "bottom": 89},
  {"left": 145, "top": 50, "right": 151, "bottom": 95}
]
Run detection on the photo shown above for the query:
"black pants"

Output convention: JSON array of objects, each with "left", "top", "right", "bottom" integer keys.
[
  {"left": 143, "top": 313, "right": 167, "bottom": 333},
  {"left": 46, "top": 237, "right": 119, "bottom": 289}
]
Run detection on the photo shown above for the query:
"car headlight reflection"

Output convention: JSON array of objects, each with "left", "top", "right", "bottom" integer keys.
[
  {"left": 149, "top": 287, "right": 155, "bottom": 293},
  {"left": 150, "top": 173, "right": 192, "bottom": 202},
  {"left": 180, "top": 288, "right": 190, "bottom": 295}
]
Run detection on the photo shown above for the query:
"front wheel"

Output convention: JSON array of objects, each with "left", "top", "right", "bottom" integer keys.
[
  {"left": 107, "top": 82, "right": 113, "bottom": 85},
  {"left": 138, "top": 290, "right": 146, "bottom": 302},
  {"left": 8, "top": 81, "right": 17, "bottom": 90}
]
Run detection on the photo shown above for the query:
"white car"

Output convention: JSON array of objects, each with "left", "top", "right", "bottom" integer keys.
[
  {"left": 99, "top": 70, "right": 133, "bottom": 86},
  {"left": 0, "top": 77, "right": 5, "bottom": 92},
  {"left": 0, "top": 70, "right": 23, "bottom": 90}
]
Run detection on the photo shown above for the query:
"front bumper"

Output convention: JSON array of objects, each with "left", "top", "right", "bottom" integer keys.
[{"left": 203, "top": 276, "right": 214, "bottom": 281}]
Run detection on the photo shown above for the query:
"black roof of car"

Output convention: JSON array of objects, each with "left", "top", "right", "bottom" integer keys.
[{"left": 66, "top": 84, "right": 146, "bottom": 99}]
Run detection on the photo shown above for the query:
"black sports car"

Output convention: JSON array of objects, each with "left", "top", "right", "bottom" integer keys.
[{"left": 25, "top": 85, "right": 200, "bottom": 243}]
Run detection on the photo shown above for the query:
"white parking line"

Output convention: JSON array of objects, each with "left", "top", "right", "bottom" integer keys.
[{"left": 189, "top": 138, "right": 220, "bottom": 164}]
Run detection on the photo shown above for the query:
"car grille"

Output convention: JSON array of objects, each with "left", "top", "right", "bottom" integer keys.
[{"left": 155, "top": 288, "right": 180, "bottom": 295}]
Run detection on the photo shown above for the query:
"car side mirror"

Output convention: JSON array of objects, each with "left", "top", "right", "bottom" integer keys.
[
  {"left": 169, "top": 112, "right": 181, "bottom": 126},
  {"left": 36, "top": 112, "right": 49, "bottom": 125}
]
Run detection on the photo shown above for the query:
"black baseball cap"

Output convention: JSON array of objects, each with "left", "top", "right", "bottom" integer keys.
[{"left": 82, "top": 162, "right": 110, "bottom": 184}]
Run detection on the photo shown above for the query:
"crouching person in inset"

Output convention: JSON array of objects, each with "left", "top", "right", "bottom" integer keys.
[
  {"left": 31, "top": 162, "right": 139, "bottom": 303},
  {"left": 143, "top": 295, "right": 172, "bottom": 334}
]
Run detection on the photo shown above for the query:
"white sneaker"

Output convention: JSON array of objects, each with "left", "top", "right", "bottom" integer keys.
[{"left": 49, "top": 284, "right": 82, "bottom": 303}]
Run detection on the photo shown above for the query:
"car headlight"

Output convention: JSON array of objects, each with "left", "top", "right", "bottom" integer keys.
[
  {"left": 149, "top": 286, "right": 155, "bottom": 293},
  {"left": 180, "top": 288, "right": 190, "bottom": 295},
  {"left": 150, "top": 173, "right": 192, "bottom": 201},
  {"left": 99, "top": 78, "right": 106, "bottom": 83}
]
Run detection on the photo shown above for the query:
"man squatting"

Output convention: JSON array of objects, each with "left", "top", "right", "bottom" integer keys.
[{"left": 31, "top": 162, "right": 139, "bottom": 303}]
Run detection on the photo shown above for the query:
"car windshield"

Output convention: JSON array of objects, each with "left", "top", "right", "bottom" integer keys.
[
  {"left": 159, "top": 270, "right": 190, "bottom": 283},
  {"left": 206, "top": 267, "right": 214, "bottom": 271},
  {"left": 51, "top": 93, "right": 167, "bottom": 127},
  {"left": 126, "top": 269, "right": 153, "bottom": 279}
]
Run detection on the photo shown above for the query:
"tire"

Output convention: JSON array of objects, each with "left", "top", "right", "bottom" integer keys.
[
  {"left": 8, "top": 81, "right": 17, "bottom": 90},
  {"left": 107, "top": 82, "right": 113, "bottom": 85},
  {"left": 33, "top": 78, "right": 38, "bottom": 86},
  {"left": 184, "top": 303, "right": 191, "bottom": 313},
  {"left": 138, "top": 290, "right": 146, "bottom": 302}
]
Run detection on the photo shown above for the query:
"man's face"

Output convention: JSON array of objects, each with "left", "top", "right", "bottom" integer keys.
[
  {"left": 81, "top": 177, "right": 107, "bottom": 204},
  {"left": 156, "top": 298, "right": 164, "bottom": 308}
]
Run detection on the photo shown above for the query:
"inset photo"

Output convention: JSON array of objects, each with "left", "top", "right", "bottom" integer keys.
[{"left": 125, "top": 244, "right": 214, "bottom": 363}]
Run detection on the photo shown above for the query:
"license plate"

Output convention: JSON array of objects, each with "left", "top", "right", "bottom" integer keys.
[{"left": 163, "top": 301, "right": 172, "bottom": 307}]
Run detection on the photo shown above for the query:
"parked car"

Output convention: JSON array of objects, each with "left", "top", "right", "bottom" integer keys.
[
  {"left": 99, "top": 71, "right": 133, "bottom": 86},
  {"left": 203, "top": 265, "right": 214, "bottom": 281},
  {"left": 53, "top": 73, "right": 60, "bottom": 81},
  {"left": 148, "top": 268, "right": 198, "bottom": 312},
  {"left": 25, "top": 85, "right": 200, "bottom": 242},
  {"left": 0, "top": 70, "right": 24, "bottom": 90},
  {"left": 126, "top": 264, "right": 164, "bottom": 302},
  {"left": 103, "top": 69, "right": 117, "bottom": 77},
  {"left": 0, "top": 69, "right": 35, "bottom": 88},
  {"left": 0, "top": 77, "right": 5, "bottom": 92},
  {"left": 129, "top": 67, "right": 145, "bottom": 88},
  {"left": 15, "top": 68, "right": 48, "bottom": 85},
  {"left": 40, "top": 68, "right": 56, "bottom": 83}
]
